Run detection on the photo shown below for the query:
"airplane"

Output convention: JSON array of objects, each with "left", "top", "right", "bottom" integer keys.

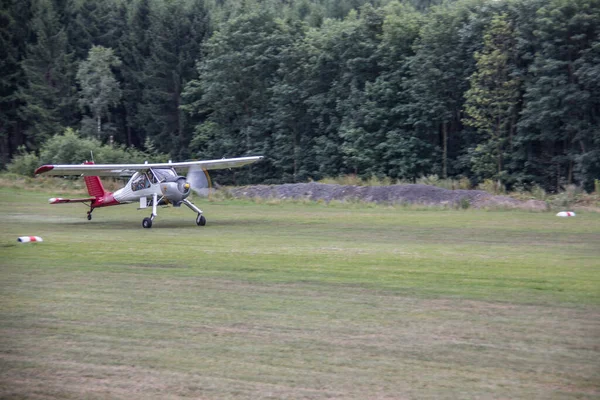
[{"left": 34, "top": 156, "right": 263, "bottom": 228}]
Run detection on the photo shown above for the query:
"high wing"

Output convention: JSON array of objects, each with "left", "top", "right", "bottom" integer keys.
[{"left": 35, "top": 156, "right": 263, "bottom": 177}]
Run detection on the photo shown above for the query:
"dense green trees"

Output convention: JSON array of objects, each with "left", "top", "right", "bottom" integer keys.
[
  {"left": 463, "top": 13, "right": 521, "bottom": 182},
  {"left": 1, "top": 0, "right": 599, "bottom": 190}
]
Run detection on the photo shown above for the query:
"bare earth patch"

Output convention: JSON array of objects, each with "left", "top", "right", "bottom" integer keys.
[{"left": 228, "top": 183, "right": 548, "bottom": 210}]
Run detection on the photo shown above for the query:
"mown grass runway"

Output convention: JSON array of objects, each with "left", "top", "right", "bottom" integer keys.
[{"left": 1, "top": 187, "right": 599, "bottom": 399}]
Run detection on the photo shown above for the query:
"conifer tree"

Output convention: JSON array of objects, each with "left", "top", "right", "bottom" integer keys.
[
  {"left": 19, "top": 0, "right": 77, "bottom": 150},
  {"left": 518, "top": 0, "right": 600, "bottom": 191},
  {"left": 0, "top": 0, "right": 31, "bottom": 165},
  {"left": 139, "top": 0, "right": 209, "bottom": 158},
  {"left": 464, "top": 13, "right": 521, "bottom": 183}
]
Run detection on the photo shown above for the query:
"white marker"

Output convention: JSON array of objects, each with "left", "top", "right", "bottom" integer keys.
[
  {"left": 17, "top": 236, "right": 44, "bottom": 243},
  {"left": 556, "top": 211, "right": 576, "bottom": 217}
]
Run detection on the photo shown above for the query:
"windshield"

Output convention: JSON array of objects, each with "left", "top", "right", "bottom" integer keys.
[{"left": 151, "top": 168, "right": 178, "bottom": 182}]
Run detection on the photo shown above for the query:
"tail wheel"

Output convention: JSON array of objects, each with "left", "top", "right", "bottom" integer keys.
[
  {"left": 196, "top": 214, "right": 206, "bottom": 226},
  {"left": 142, "top": 217, "right": 153, "bottom": 229}
]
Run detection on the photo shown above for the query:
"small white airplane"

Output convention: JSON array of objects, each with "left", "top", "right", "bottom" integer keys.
[{"left": 34, "top": 156, "right": 263, "bottom": 228}]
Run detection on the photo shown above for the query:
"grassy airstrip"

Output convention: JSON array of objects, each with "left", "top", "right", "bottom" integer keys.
[{"left": 1, "top": 186, "right": 599, "bottom": 399}]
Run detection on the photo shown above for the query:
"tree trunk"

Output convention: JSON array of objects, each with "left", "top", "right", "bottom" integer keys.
[
  {"left": 293, "top": 127, "right": 298, "bottom": 182},
  {"left": 568, "top": 160, "right": 573, "bottom": 185},
  {"left": 442, "top": 122, "right": 448, "bottom": 178}
]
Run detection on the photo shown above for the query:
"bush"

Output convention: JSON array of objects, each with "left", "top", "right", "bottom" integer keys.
[
  {"left": 6, "top": 147, "right": 40, "bottom": 176},
  {"left": 477, "top": 179, "right": 506, "bottom": 195},
  {"left": 548, "top": 184, "right": 582, "bottom": 208},
  {"left": 416, "top": 175, "right": 471, "bottom": 190},
  {"left": 6, "top": 128, "right": 170, "bottom": 176}
]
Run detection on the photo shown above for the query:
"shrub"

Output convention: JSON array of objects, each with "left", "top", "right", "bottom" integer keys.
[
  {"left": 416, "top": 175, "right": 471, "bottom": 190},
  {"left": 6, "top": 128, "right": 170, "bottom": 177},
  {"left": 6, "top": 147, "right": 41, "bottom": 177},
  {"left": 477, "top": 179, "right": 506, "bottom": 195}
]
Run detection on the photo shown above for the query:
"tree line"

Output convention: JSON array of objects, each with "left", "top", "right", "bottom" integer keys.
[{"left": 1, "top": 0, "right": 599, "bottom": 191}]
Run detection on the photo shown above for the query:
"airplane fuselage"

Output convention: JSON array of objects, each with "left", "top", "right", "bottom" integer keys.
[{"left": 108, "top": 168, "right": 191, "bottom": 206}]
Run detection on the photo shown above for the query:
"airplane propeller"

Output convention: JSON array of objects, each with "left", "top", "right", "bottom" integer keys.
[{"left": 186, "top": 164, "right": 212, "bottom": 198}]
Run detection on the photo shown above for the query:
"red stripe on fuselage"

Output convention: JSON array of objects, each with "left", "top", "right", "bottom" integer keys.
[{"left": 91, "top": 192, "right": 120, "bottom": 208}]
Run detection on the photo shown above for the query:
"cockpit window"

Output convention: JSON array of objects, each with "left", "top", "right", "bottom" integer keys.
[
  {"left": 131, "top": 172, "right": 151, "bottom": 191},
  {"left": 151, "top": 168, "right": 178, "bottom": 182}
]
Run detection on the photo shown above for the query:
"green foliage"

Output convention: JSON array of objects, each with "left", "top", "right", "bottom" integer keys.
[
  {"left": 6, "top": 146, "right": 40, "bottom": 177},
  {"left": 6, "top": 128, "right": 168, "bottom": 176},
  {"left": 3, "top": 0, "right": 599, "bottom": 193},
  {"left": 137, "top": 0, "right": 209, "bottom": 160},
  {"left": 319, "top": 174, "right": 395, "bottom": 186},
  {"left": 76, "top": 45, "right": 122, "bottom": 138},
  {"left": 478, "top": 179, "right": 506, "bottom": 195},
  {"left": 547, "top": 184, "right": 584, "bottom": 208},
  {"left": 517, "top": 0, "right": 600, "bottom": 192},
  {"left": 0, "top": 0, "right": 31, "bottom": 167},
  {"left": 463, "top": 13, "right": 520, "bottom": 183},
  {"left": 416, "top": 175, "right": 472, "bottom": 190},
  {"left": 18, "top": 0, "right": 78, "bottom": 150}
]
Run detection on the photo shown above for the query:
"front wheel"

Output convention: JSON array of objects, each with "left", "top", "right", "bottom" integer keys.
[
  {"left": 142, "top": 217, "right": 153, "bottom": 229},
  {"left": 196, "top": 214, "right": 206, "bottom": 226}
]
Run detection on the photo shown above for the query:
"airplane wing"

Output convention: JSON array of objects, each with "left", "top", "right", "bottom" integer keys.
[{"left": 35, "top": 156, "right": 263, "bottom": 177}]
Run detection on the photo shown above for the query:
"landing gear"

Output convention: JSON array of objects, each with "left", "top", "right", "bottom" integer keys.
[
  {"left": 183, "top": 199, "right": 206, "bottom": 227},
  {"left": 87, "top": 209, "right": 93, "bottom": 220},
  {"left": 141, "top": 193, "right": 158, "bottom": 229},
  {"left": 142, "top": 217, "right": 153, "bottom": 229},
  {"left": 139, "top": 195, "right": 206, "bottom": 228}
]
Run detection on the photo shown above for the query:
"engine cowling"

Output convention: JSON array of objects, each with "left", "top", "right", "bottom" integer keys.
[{"left": 160, "top": 176, "right": 191, "bottom": 204}]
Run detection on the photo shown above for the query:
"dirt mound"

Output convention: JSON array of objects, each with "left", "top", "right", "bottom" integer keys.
[{"left": 227, "top": 182, "right": 547, "bottom": 211}]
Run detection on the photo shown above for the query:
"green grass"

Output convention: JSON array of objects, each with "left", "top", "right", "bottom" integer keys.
[{"left": 1, "top": 187, "right": 599, "bottom": 399}]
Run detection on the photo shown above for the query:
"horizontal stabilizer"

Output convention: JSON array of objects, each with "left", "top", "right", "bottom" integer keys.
[{"left": 49, "top": 197, "right": 95, "bottom": 204}]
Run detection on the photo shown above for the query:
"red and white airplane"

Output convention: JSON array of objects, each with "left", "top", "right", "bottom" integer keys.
[{"left": 34, "top": 156, "right": 263, "bottom": 228}]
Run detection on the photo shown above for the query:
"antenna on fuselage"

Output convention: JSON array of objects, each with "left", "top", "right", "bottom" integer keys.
[{"left": 90, "top": 151, "right": 95, "bottom": 163}]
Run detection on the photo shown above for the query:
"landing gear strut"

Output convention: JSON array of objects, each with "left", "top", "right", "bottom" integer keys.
[
  {"left": 140, "top": 195, "right": 207, "bottom": 228},
  {"left": 87, "top": 208, "right": 94, "bottom": 221},
  {"left": 142, "top": 193, "right": 158, "bottom": 229},
  {"left": 184, "top": 199, "right": 206, "bottom": 227}
]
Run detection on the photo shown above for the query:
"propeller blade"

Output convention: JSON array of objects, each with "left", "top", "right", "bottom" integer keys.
[{"left": 186, "top": 164, "right": 212, "bottom": 197}]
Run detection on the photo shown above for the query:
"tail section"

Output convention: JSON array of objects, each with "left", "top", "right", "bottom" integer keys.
[
  {"left": 84, "top": 176, "right": 107, "bottom": 197},
  {"left": 82, "top": 162, "right": 107, "bottom": 197}
]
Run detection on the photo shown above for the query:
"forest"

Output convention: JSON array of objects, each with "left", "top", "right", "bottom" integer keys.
[{"left": 1, "top": 0, "right": 599, "bottom": 191}]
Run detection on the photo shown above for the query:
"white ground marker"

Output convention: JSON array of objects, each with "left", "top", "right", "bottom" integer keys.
[
  {"left": 556, "top": 211, "right": 576, "bottom": 217},
  {"left": 17, "top": 236, "right": 44, "bottom": 243}
]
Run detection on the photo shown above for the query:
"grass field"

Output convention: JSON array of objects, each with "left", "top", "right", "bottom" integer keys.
[{"left": 1, "top": 187, "right": 599, "bottom": 399}]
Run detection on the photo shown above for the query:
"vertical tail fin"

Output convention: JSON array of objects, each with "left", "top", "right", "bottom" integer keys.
[
  {"left": 82, "top": 161, "right": 107, "bottom": 197},
  {"left": 84, "top": 176, "right": 107, "bottom": 197}
]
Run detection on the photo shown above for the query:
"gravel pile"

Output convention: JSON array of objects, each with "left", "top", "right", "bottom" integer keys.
[{"left": 227, "top": 182, "right": 547, "bottom": 210}]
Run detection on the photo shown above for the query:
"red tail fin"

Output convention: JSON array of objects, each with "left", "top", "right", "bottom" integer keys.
[
  {"left": 84, "top": 176, "right": 107, "bottom": 197},
  {"left": 82, "top": 162, "right": 107, "bottom": 197}
]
